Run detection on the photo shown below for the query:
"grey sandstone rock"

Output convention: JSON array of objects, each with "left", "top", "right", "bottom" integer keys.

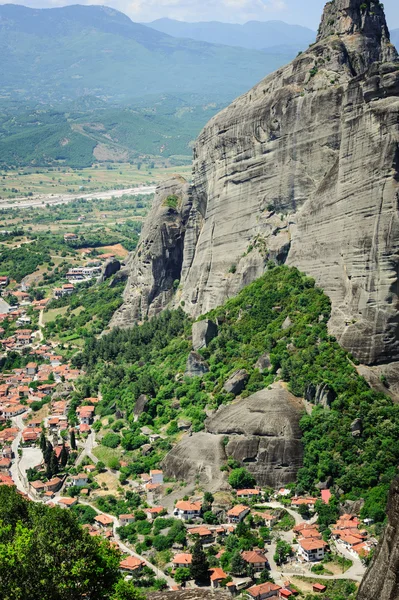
[
  {"left": 305, "top": 383, "right": 336, "bottom": 409},
  {"left": 163, "top": 383, "right": 304, "bottom": 489},
  {"left": 114, "top": 0, "right": 399, "bottom": 368},
  {"left": 133, "top": 394, "right": 149, "bottom": 420},
  {"left": 192, "top": 319, "right": 218, "bottom": 350},
  {"left": 185, "top": 351, "right": 209, "bottom": 378},
  {"left": 223, "top": 369, "right": 249, "bottom": 396},
  {"left": 351, "top": 418, "right": 363, "bottom": 437},
  {"left": 255, "top": 352, "right": 271, "bottom": 372},
  {"left": 99, "top": 258, "right": 121, "bottom": 282},
  {"left": 110, "top": 175, "right": 191, "bottom": 326},
  {"left": 358, "top": 477, "right": 399, "bottom": 600},
  {"left": 281, "top": 316, "right": 292, "bottom": 331}
]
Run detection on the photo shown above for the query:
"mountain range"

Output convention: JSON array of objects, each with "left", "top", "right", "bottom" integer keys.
[
  {"left": 0, "top": 4, "right": 299, "bottom": 103},
  {"left": 146, "top": 18, "right": 316, "bottom": 53}
]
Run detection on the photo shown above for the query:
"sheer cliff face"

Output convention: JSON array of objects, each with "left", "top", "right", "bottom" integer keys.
[
  {"left": 111, "top": 176, "right": 190, "bottom": 326},
  {"left": 357, "top": 477, "right": 399, "bottom": 600},
  {"left": 117, "top": 0, "right": 399, "bottom": 365},
  {"left": 178, "top": 0, "right": 399, "bottom": 365}
]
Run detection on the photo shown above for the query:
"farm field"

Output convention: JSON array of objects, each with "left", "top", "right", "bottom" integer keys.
[{"left": 0, "top": 162, "right": 192, "bottom": 201}]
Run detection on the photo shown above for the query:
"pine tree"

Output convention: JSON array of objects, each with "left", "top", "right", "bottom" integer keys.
[
  {"left": 190, "top": 539, "right": 209, "bottom": 584},
  {"left": 59, "top": 442, "right": 68, "bottom": 468},
  {"left": 39, "top": 430, "right": 47, "bottom": 454},
  {"left": 44, "top": 441, "right": 53, "bottom": 466},
  {"left": 50, "top": 451, "right": 59, "bottom": 476},
  {"left": 70, "top": 429, "right": 76, "bottom": 450}
]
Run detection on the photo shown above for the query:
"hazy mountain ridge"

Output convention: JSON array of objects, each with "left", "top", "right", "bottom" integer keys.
[
  {"left": 0, "top": 4, "right": 295, "bottom": 103},
  {"left": 146, "top": 17, "right": 316, "bottom": 52}
]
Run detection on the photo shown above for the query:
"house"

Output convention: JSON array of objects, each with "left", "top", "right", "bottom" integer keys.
[
  {"left": 174, "top": 500, "right": 202, "bottom": 521},
  {"left": 246, "top": 582, "right": 282, "bottom": 600},
  {"left": 0, "top": 457, "right": 12, "bottom": 471},
  {"left": 30, "top": 480, "right": 46, "bottom": 496},
  {"left": 173, "top": 553, "right": 192, "bottom": 568},
  {"left": 241, "top": 550, "right": 268, "bottom": 572},
  {"left": 150, "top": 469, "right": 164, "bottom": 484},
  {"left": 46, "top": 477, "right": 63, "bottom": 493},
  {"left": 77, "top": 405, "right": 95, "bottom": 424},
  {"left": 0, "top": 276, "right": 9, "bottom": 287},
  {"left": 321, "top": 489, "right": 331, "bottom": 504},
  {"left": 64, "top": 233, "right": 78, "bottom": 242},
  {"left": 291, "top": 497, "right": 318, "bottom": 509},
  {"left": 25, "top": 362, "right": 38, "bottom": 376},
  {"left": 227, "top": 505, "right": 250, "bottom": 524},
  {"left": 146, "top": 506, "right": 165, "bottom": 520},
  {"left": 120, "top": 556, "right": 145, "bottom": 573},
  {"left": 210, "top": 568, "right": 228, "bottom": 588},
  {"left": 237, "top": 489, "right": 261, "bottom": 500},
  {"left": 188, "top": 526, "right": 214, "bottom": 544},
  {"left": 70, "top": 473, "right": 89, "bottom": 487},
  {"left": 297, "top": 539, "right": 328, "bottom": 562},
  {"left": 95, "top": 514, "right": 114, "bottom": 528},
  {"left": 253, "top": 511, "right": 278, "bottom": 528},
  {"left": 83, "top": 464, "right": 97, "bottom": 474},
  {"left": 58, "top": 497, "right": 78, "bottom": 508},
  {"left": 53, "top": 284, "right": 75, "bottom": 299},
  {"left": 119, "top": 514, "right": 135, "bottom": 527},
  {"left": 2, "top": 446, "right": 13, "bottom": 459},
  {"left": 279, "top": 590, "right": 294, "bottom": 599},
  {"left": 312, "top": 584, "right": 327, "bottom": 594}
]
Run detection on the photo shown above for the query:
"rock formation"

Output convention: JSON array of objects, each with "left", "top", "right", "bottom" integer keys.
[
  {"left": 162, "top": 383, "right": 304, "bottom": 489},
  {"left": 185, "top": 351, "right": 209, "bottom": 378},
  {"left": 192, "top": 319, "right": 218, "bottom": 350},
  {"left": 111, "top": 175, "right": 190, "bottom": 326},
  {"left": 99, "top": 258, "right": 121, "bottom": 282},
  {"left": 357, "top": 477, "right": 399, "bottom": 600},
  {"left": 115, "top": 0, "right": 399, "bottom": 367}
]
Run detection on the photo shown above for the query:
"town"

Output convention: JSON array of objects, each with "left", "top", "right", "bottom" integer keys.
[{"left": 0, "top": 277, "right": 375, "bottom": 599}]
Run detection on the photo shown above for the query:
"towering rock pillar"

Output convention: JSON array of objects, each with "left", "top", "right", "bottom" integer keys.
[{"left": 116, "top": 0, "right": 399, "bottom": 366}]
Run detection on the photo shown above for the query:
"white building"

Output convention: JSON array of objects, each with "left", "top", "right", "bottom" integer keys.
[
  {"left": 150, "top": 469, "right": 164, "bottom": 485},
  {"left": 174, "top": 500, "right": 202, "bottom": 521},
  {"left": 297, "top": 539, "right": 328, "bottom": 562}
]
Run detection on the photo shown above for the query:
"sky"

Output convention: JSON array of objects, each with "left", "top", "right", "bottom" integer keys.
[{"left": 1, "top": 0, "right": 398, "bottom": 29}]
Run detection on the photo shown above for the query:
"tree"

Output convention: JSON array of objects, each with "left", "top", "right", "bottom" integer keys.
[
  {"left": 228, "top": 468, "right": 256, "bottom": 490},
  {"left": 40, "top": 430, "right": 47, "bottom": 454},
  {"left": 112, "top": 580, "right": 145, "bottom": 600},
  {"left": 59, "top": 442, "right": 68, "bottom": 468},
  {"left": 203, "top": 511, "right": 219, "bottom": 524},
  {"left": 259, "top": 568, "right": 274, "bottom": 583},
  {"left": 50, "top": 451, "right": 59, "bottom": 476},
  {"left": 174, "top": 567, "right": 191, "bottom": 584},
  {"left": 298, "top": 503, "right": 311, "bottom": 520},
  {"left": 70, "top": 429, "right": 77, "bottom": 450},
  {"left": 230, "top": 552, "right": 245, "bottom": 576},
  {"left": 190, "top": 539, "right": 209, "bottom": 584},
  {"left": 0, "top": 486, "right": 121, "bottom": 599},
  {"left": 44, "top": 441, "right": 53, "bottom": 466},
  {"left": 273, "top": 540, "right": 292, "bottom": 565}
]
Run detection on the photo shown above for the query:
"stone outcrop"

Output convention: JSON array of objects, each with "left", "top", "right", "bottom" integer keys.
[
  {"left": 115, "top": 0, "right": 399, "bottom": 367},
  {"left": 149, "top": 591, "right": 230, "bottom": 600},
  {"left": 192, "top": 319, "right": 218, "bottom": 350},
  {"left": 133, "top": 394, "right": 149, "bottom": 420},
  {"left": 223, "top": 369, "right": 249, "bottom": 396},
  {"left": 357, "top": 477, "right": 399, "bottom": 600},
  {"left": 255, "top": 352, "right": 271, "bottom": 372},
  {"left": 99, "top": 258, "right": 121, "bottom": 282},
  {"left": 162, "top": 383, "right": 304, "bottom": 489},
  {"left": 110, "top": 175, "right": 190, "bottom": 326},
  {"left": 305, "top": 383, "right": 336, "bottom": 409},
  {"left": 185, "top": 351, "right": 209, "bottom": 378}
]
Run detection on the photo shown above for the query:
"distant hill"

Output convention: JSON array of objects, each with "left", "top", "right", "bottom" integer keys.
[
  {"left": 146, "top": 18, "right": 316, "bottom": 53},
  {"left": 0, "top": 4, "right": 295, "bottom": 103},
  {"left": 0, "top": 95, "right": 224, "bottom": 168}
]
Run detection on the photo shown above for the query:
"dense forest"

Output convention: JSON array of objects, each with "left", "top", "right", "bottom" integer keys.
[{"left": 74, "top": 266, "right": 399, "bottom": 522}]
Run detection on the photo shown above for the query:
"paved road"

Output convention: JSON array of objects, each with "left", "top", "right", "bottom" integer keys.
[
  {"left": 0, "top": 185, "right": 156, "bottom": 210},
  {"left": 79, "top": 501, "right": 175, "bottom": 587}
]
